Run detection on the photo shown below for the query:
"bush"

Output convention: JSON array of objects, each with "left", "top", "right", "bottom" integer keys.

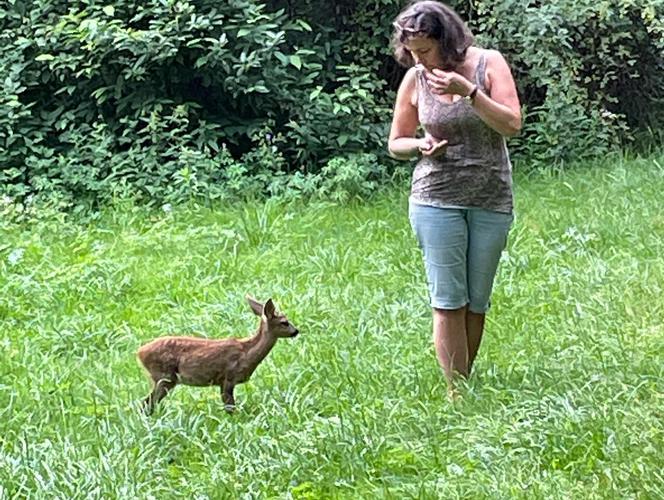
[
  {"left": 0, "top": 0, "right": 329, "bottom": 203},
  {"left": 0, "top": 0, "right": 662, "bottom": 204},
  {"left": 471, "top": 0, "right": 664, "bottom": 164}
]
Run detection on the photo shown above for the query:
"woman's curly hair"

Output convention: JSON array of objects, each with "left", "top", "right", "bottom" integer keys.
[{"left": 392, "top": 1, "right": 474, "bottom": 70}]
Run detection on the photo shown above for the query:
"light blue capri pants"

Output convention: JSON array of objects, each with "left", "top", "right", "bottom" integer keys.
[{"left": 409, "top": 202, "right": 513, "bottom": 313}]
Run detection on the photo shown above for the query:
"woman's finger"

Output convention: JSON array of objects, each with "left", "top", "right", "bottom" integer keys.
[
  {"left": 422, "top": 140, "right": 448, "bottom": 157},
  {"left": 431, "top": 140, "right": 448, "bottom": 155}
]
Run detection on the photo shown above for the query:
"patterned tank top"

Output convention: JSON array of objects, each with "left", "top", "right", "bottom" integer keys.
[{"left": 410, "top": 54, "right": 514, "bottom": 214}]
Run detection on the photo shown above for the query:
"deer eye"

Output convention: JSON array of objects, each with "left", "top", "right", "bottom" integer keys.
[{"left": 280, "top": 320, "right": 289, "bottom": 326}]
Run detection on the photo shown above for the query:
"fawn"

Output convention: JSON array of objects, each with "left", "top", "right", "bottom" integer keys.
[{"left": 137, "top": 295, "right": 299, "bottom": 414}]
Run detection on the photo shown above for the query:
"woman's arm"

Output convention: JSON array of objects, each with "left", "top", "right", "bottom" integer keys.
[
  {"left": 388, "top": 68, "right": 425, "bottom": 160},
  {"left": 472, "top": 50, "right": 521, "bottom": 136},
  {"left": 426, "top": 49, "right": 522, "bottom": 137}
]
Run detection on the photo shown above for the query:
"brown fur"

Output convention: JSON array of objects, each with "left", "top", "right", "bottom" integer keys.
[{"left": 137, "top": 295, "right": 299, "bottom": 414}]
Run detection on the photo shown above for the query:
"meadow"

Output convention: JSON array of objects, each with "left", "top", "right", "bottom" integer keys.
[{"left": 1, "top": 153, "right": 663, "bottom": 499}]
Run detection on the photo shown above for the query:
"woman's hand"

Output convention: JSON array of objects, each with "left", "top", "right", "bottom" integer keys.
[
  {"left": 419, "top": 134, "right": 448, "bottom": 157},
  {"left": 424, "top": 69, "right": 474, "bottom": 97},
  {"left": 422, "top": 50, "right": 523, "bottom": 137}
]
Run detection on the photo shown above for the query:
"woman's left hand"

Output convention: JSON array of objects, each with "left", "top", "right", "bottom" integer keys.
[{"left": 425, "top": 69, "right": 473, "bottom": 97}]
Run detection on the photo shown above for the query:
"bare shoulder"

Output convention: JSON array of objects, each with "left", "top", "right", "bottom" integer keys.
[
  {"left": 402, "top": 65, "right": 419, "bottom": 83},
  {"left": 398, "top": 66, "right": 419, "bottom": 106},
  {"left": 481, "top": 49, "right": 516, "bottom": 93},
  {"left": 401, "top": 67, "right": 419, "bottom": 92},
  {"left": 483, "top": 49, "right": 513, "bottom": 72}
]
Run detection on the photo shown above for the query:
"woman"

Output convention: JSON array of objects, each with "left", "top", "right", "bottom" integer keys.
[{"left": 388, "top": 1, "right": 521, "bottom": 393}]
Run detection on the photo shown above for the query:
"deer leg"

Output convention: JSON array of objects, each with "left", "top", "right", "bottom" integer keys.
[
  {"left": 221, "top": 381, "right": 236, "bottom": 413},
  {"left": 143, "top": 375, "right": 177, "bottom": 415}
]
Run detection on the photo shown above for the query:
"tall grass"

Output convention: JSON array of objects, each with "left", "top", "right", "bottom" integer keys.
[{"left": 1, "top": 153, "right": 663, "bottom": 498}]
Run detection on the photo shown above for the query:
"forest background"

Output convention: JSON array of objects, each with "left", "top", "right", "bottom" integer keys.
[{"left": 1, "top": 0, "right": 663, "bottom": 206}]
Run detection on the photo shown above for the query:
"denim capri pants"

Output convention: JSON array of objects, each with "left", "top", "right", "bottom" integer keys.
[{"left": 409, "top": 202, "right": 513, "bottom": 313}]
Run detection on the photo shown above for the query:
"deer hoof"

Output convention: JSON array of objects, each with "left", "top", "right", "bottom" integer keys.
[{"left": 224, "top": 404, "right": 236, "bottom": 414}]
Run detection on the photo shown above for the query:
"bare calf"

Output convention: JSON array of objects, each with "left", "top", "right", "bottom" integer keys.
[{"left": 137, "top": 295, "right": 299, "bottom": 414}]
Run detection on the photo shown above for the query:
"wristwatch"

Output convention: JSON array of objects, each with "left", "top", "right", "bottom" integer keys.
[{"left": 464, "top": 85, "right": 478, "bottom": 104}]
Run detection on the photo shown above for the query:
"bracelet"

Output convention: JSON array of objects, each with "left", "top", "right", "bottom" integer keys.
[{"left": 464, "top": 85, "right": 478, "bottom": 103}]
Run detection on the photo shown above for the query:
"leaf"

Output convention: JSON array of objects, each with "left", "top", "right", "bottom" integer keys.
[
  {"left": 35, "top": 54, "right": 54, "bottom": 62},
  {"left": 296, "top": 20, "right": 312, "bottom": 31},
  {"left": 237, "top": 28, "right": 251, "bottom": 38},
  {"left": 102, "top": 5, "right": 115, "bottom": 16},
  {"left": 337, "top": 135, "right": 349, "bottom": 146},
  {"left": 274, "top": 51, "right": 289, "bottom": 66},
  {"left": 290, "top": 55, "right": 302, "bottom": 70},
  {"left": 207, "top": 139, "right": 220, "bottom": 152}
]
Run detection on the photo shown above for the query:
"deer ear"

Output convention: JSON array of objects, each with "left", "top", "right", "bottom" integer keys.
[
  {"left": 246, "top": 294, "right": 263, "bottom": 316},
  {"left": 263, "top": 299, "right": 275, "bottom": 319}
]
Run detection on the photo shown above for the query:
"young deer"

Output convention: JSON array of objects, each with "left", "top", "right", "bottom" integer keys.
[{"left": 137, "top": 295, "right": 299, "bottom": 415}]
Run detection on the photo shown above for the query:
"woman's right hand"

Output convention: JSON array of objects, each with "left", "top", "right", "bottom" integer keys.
[{"left": 419, "top": 135, "right": 448, "bottom": 157}]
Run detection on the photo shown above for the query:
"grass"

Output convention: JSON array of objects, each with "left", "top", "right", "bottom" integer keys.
[{"left": 1, "top": 152, "right": 663, "bottom": 499}]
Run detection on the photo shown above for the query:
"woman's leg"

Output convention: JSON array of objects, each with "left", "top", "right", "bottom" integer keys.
[
  {"left": 466, "top": 209, "right": 513, "bottom": 373},
  {"left": 409, "top": 202, "right": 470, "bottom": 389},
  {"left": 433, "top": 306, "right": 469, "bottom": 382},
  {"left": 466, "top": 310, "right": 485, "bottom": 374}
]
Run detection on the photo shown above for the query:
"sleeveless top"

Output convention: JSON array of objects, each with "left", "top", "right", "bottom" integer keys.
[{"left": 410, "top": 54, "right": 513, "bottom": 214}]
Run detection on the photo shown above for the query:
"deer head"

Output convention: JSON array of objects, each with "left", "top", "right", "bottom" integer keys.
[{"left": 246, "top": 295, "right": 299, "bottom": 338}]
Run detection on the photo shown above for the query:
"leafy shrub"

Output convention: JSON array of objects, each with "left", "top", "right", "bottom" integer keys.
[
  {"left": 0, "top": 0, "right": 327, "bottom": 204},
  {"left": 472, "top": 0, "right": 664, "bottom": 164},
  {"left": 0, "top": 0, "right": 662, "bottom": 205},
  {"left": 318, "top": 153, "right": 388, "bottom": 202},
  {"left": 287, "top": 65, "right": 392, "bottom": 166}
]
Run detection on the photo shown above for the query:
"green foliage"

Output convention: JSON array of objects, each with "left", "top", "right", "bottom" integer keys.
[
  {"left": 0, "top": 0, "right": 662, "bottom": 203},
  {"left": 318, "top": 153, "right": 388, "bottom": 202},
  {"left": 213, "top": 151, "right": 391, "bottom": 204},
  {"left": 288, "top": 65, "right": 392, "bottom": 165},
  {"left": 472, "top": 0, "right": 664, "bottom": 164},
  {"left": 0, "top": 0, "right": 330, "bottom": 203}
]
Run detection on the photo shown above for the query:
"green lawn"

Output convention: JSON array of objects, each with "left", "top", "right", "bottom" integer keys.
[{"left": 1, "top": 153, "right": 663, "bottom": 499}]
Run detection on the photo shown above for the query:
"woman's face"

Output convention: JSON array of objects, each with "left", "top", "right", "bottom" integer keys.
[{"left": 404, "top": 36, "right": 443, "bottom": 71}]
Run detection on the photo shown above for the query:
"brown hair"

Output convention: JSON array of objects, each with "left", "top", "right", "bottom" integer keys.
[{"left": 392, "top": 1, "right": 474, "bottom": 69}]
